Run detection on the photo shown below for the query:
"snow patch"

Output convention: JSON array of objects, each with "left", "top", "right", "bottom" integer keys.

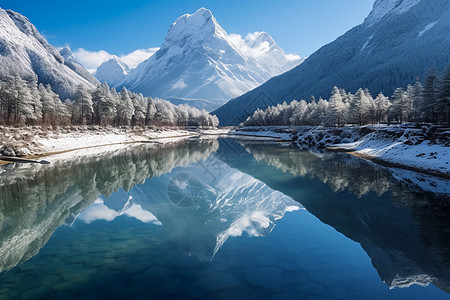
[
  {"left": 233, "top": 125, "right": 450, "bottom": 177},
  {"left": 172, "top": 78, "right": 188, "bottom": 90},
  {"left": 361, "top": 34, "right": 374, "bottom": 50},
  {"left": 417, "top": 21, "right": 438, "bottom": 37}
]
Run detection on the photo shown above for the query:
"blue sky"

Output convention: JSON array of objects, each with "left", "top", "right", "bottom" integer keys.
[{"left": 1, "top": 0, "right": 374, "bottom": 69}]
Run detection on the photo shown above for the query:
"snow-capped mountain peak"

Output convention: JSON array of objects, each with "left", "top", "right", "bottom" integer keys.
[
  {"left": 108, "top": 8, "right": 303, "bottom": 111},
  {"left": 108, "top": 56, "right": 130, "bottom": 74},
  {"left": 365, "top": 0, "right": 422, "bottom": 26},
  {"left": 59, "top": 46, "right": 77, "bottom": 63},
  {"left": 95, "top": 56, "right": 130, "bottom": 86},
  {"left": 166, "top": 7, "right": 225, "bottom": 43}
]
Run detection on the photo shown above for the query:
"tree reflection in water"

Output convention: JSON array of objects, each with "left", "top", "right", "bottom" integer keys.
[
  {"left": 0, "top": 139, "right": 218, "bottom": 273},
  {"left": 236, "top": 140, "right": 450, "bottom": 293}
]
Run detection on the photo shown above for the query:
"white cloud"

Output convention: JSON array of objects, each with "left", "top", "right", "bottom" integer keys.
[
  {"left": 77, "top": 198, "right": 118, "bottom": 223},
  {"left": 73, "top": 47, "right": 159, "bottom": 73},
  {"left": 124, "top": 203, "right": 161, "bottom": 224},
  {"left": 229, "top": 33, "right": 249, "bottom": 53},
  {"left": 286, "top": 53, "right": 301, "bottom": 61},
  {"left": 172, "top": 78, "right": 187, "bottom": 89},
  {"left": 73, "top": 48, "right": 113, "bottom": 71},
  {"left": 76, "top": 198, "right": 161, "bottom": 225},
  {"left": 229, "top": 32, "right": 303, "bottom": 62},
  {"left": 229, "top": 32, "right": 271, "bottom": 58},
  {"left": 120, "top": 48, "right": 159, "bottom": 68}
]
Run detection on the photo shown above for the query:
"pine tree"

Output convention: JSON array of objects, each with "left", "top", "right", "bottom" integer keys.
[
  {"left": 39, "top": 84, "right": 56, "bottom": 125},
  {"left": 145, "top": 98, "right": 157, "bottom": 126},
  {"left": 17, "top": 77, "right": 35, "bottom": 124},
  {"left": 28, "top": 78, "right": 42, "bottom": 125},
  {"left": 389, "top": 88, "right": 405, "bottom": 123},
  {"left": 116, "top": 87, "right": 134, "bottom": 125},
  {"left": 131, "top": 93, "right": 147, "bottom": 127},
  {"left": 403, "top": 85, "right": 415, "bottom": 122},
  {"left": 412, "top": 80, "right": 423, "bottom": 121},
  {"left": 92, "top": 83, "right": 116, "bottom": 126},
  {"left": 73, "top": 84, "right": 93, "bottom": 124},
  {"left": 0, "top": 75, "right": 18, "bottom": 124}
]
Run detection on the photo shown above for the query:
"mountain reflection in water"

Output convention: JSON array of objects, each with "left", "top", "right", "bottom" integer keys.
[
  {"left": 0, "top": 139, "right": 218, "bottom": 273},
  {"left": 0, "top": 137, "right": 448, "bottom": 295},
  {"left": 232, "top": 140, "right": 450, "bottom": 293}
]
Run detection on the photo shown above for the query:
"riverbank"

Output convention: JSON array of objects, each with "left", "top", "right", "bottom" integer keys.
[
  {"left": 231, "top": 124, "right": 450, "bottom": 178},
  {"left": 0, "top": 126, "right": 229, "bottom": 165}
]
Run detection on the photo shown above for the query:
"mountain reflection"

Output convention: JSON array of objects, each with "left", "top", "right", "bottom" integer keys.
[
  {"left": 81, "top": 157, "right": 300, "bottom": 261},
  {"left": 1, "top": 137, "right": 449, "bottom": 295},
  {"left": 234, "top": 140, "right": 450, "bottom": 293},
  {"left": 0, "top": 139, "right": 218, "bottom": 273}
]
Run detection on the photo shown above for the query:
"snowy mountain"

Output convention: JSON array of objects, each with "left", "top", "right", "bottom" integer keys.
[
  {"left": 0, "top": 8, "right": 98, "bottom": 99},
  {"left": 107, "top": 8, "right": 302, "bottom": 111},
  {"left": 95, "top": 56, "right": 130, "bottom": 87},
  {"left": 214, "top": 0, "right": 450, "bottom": 125},
  {"left": 59, "top": 46, "right": 100, "bottom": 85}
]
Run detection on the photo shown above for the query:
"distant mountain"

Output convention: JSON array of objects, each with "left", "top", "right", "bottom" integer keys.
[
  {"left": 0, "top": 8, "right": 98, "bottom": 99},
  {"left": 214, "top": 0, "right": 450, "bottom": 125},
  {"left": 101, "top": 8, "right": 302, "bottom": 111},
  {"left": 95, "top": 56, "right": 130, "bottom": 87}
]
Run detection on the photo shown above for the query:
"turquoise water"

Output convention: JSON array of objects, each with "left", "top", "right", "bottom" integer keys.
[{"left": 0, "top": 138, "right": 449, "bottom": 299}]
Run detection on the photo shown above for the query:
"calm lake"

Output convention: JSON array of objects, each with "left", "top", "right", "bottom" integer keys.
[{"left": 0, "top": 137, "right": 449, "bottom": 299}]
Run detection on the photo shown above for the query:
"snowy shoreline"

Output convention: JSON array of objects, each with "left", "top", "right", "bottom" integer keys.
[
  {"left": 231, "top": 125, "right": 450, "bottom": 179},
  {"left": 0, "top": 126, "right": 230, "bottom": 164},
  {"left": 1, "top": 125, "right": 448, "bottom": 179}
]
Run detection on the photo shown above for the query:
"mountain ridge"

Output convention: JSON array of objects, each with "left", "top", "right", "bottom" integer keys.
[
  {"left": 0, "top": 8, "right": 98, "bottom": 99},
  {"left": 213, "top": 0, "right": 450, "bottom": 125}
]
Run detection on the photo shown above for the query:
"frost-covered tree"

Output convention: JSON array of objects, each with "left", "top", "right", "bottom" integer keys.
[
  {"left": 131, "top": 93, "right": 147, "bottom": 127},
  {"left": 348, "top": 88, "right": 371, "bottom": 125},
  {"left": 16, "top": 76, "right": 36, "bottom": 125},
  {"left": 403, "top": 85, "right": 416, "bottom": 122},
  {"left": 327, "top": 86, "right": 346, "bottom": 126},
  {"left": 208, "top": 114, "right": 219, "bottom": 127},
  {"left": 176, "top": 104, "right": 189, "bottom": 127},
  {"left": 92, "top": 83, "right": 116, "bottom": 126},
  {"left": 388, "top": 88, "right": 405, "bottom": 123},
  {"left": 289, "top": 100, "right": 308, "bottom": 125},
  {"left": 0, "top": 75, "right": 36, "bottom": 125},
  {"left": 116, "top": 87, "right": 134, "bottom": 125},
  {"left": 73, "top": 84, "right": 93, "bottom": 124},
  {"left": 145, "top": 99, "right": 157, "bottom": 125},
  {"left": 373, "top": 93, "right": 391, "bottom": 125},
  {"left": 28, "top": 78, "right": 42, "bottom": 124},
  {"left": 39, "top": 84, "right": 57, "bottom": 125}
]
